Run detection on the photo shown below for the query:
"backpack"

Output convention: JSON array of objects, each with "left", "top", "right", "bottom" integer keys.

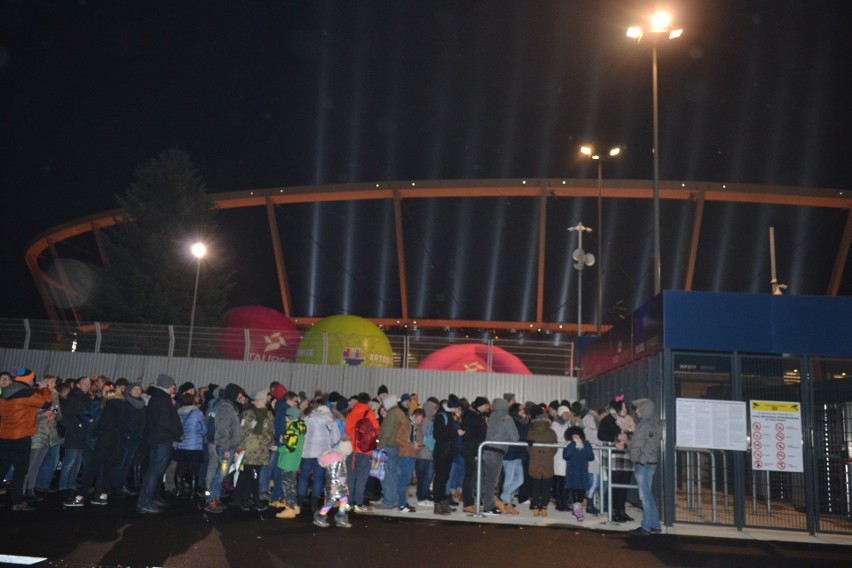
[
  {"left": 423, "top": 421, "right": 436, "bottom": 452},
  {"left": 354, "top": 411, "right": 378, "bottom": 453}
]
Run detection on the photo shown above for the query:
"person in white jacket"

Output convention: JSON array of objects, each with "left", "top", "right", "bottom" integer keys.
[{"left": 298, "top": 398, "right": 340, "bottom": 513}]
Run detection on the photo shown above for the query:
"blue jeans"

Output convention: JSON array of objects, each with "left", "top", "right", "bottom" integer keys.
[
  {"left": 297, "top": 457, "right": 325, "bottom": 502},
  {"left": 397, "top": 456, "right": 415, "bottom": 507},
  {"left": 58, "top": 448, "right": 84, "bottom": 492},
  {"left": 448, "top": 456, "right": 464, "bottom": 492},
  {"left": 587, "top": 472, "right": 600, "bottom": 503},
  {"left": 137, "top": 443, "right": 173, "bottom": 509},
  {"left": 415, "top": 458, "right": 434, "bottom": 501},
  {"left": 207, "top": 447, "right": 233, "bottom": 503},
  {"left": 634, "top": 464, "right": 660, "bottom": 531},
  {"left": 346, "top": 452, "right": 372, "bottom": 506},
  {"left": 36, "top": 444, "right": 60, "bottom": 489},
  {"left": 501, "top": 458, "right": 524, "bottom": 502},
  {"left": 265, "top": 451, "right": 284, "bottom": 500},
  {"left": 381, "top": 447, "right": 400, "bottom": 507}
]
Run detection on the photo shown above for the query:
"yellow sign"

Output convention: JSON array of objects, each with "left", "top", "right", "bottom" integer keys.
[{"left": 751, "top": 401, "right": 799, "bottom": 412}]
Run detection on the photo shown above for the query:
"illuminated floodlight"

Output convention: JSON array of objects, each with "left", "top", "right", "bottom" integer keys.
[{"left": 191, "top": 242, "right": 207, "bottom": 259}]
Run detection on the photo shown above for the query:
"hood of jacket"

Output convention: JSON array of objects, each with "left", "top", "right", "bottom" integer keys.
[
  {"left": 633, "top": 398, "right": 657, "bottom": 421},
  {"left": 422, "top": 399, "right": 438, "bottom": 419},
  {"left": 490, "top": 398, "right": 509, "bottom": 417}
]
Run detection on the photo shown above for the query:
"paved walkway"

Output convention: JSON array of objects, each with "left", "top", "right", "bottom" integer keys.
[{"left": 361, "top": 498, "right": 852, "bottom": 547}]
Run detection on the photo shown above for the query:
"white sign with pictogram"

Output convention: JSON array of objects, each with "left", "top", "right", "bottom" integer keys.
[{"left": 749, "top": 400, "right": 803, "bottom": 472}]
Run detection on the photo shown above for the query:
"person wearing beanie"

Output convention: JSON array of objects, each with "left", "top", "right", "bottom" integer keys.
[
  {"left": 232, "top": 388, "right": 273, "bottom": 512},
  {"left": 57, "top": 377, "right": 92, "bottom": 494},
  {"left": 460, "top": 396, "right": 490, "bottom": 513},
  {"left": 431, "top": 395, "right": 462, "bottom": 515},
  {"left": 598, "top": 396, "right": 635, "bottom": 523},
  {"left": 270, "top": 383, "right": 287, "bottom": 401},
  {"left": 24, "top": 374, "right": 60, "bottom": 503},
  {"left": 550, "top": 404, "right": 573, "bottom": 511},
  {"left": 274, "top": 405, "right": 307, "bottom": 519},
  {"left": 114, "top": 381, "right": 146, "bottom": 497},
  {"left": 204, "top": 383, "right": 244, "bottom": 513},
  {"left": 377, "top": 385, "right": 388, "bottom": 399},
  {"left": 267, "top": 383, "right": 290, "bottom": 507},
  {"left": 136, "top": 373, "right": 182, "bottom": 514},
  {"left": 399, "top": 394, "right": 412, "bottom": 415},
  {"left": 0, "top": 368, "right": 53, "bottom": 511},
  {"left": 376, "top": 394, "right": 405, "bottom": 509},
  {"left": 503, "top": 393, "right": 517, "bottom": 405}
]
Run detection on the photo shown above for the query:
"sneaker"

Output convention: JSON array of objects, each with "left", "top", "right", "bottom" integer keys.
[
  {"left": 204, "top": 499, "right": 224, "bottom": 514},
  {"left": 119, "top": 486, "right": 138, "bottom": 497},
  {"left": 417, "top": 500, "right": 432, "bottom": 507},
  {"left": 650, "top": 527, "right": 662, "bottom": 534},
  {"left": 630, "top": 527, "right": 652, "bottom": 536},
  {"left": 399, "top": 504, "right": 416, "bottom": 513},
  {"left": 90, "top": 493, "right": 109, "bottom": 506},
  {"left": 256, "top": 502, "right": 269, "bottom": 512},
  {"left": 313, "top": 512, "right": 329, "bottom": 528},
  {"left": 137, "top": 504, "right": 164, "bottom": 514},
  {"left": 335, "top": 513, "right": 352, "bottom": 528},
  {"left": 11, "top": 501, "right": 36, "bottom": 512},
  {"left": 352, "top": 504, "right": 372, "bottom": 512},
  {"left": 64, "top": 495, "right": 85, "bottom": 508},
  {"left": 484, "top": 507, "right": 502, "bottom": 515},
  {"left": 374, "top": 502, "right": 396, "bottom": 510}
]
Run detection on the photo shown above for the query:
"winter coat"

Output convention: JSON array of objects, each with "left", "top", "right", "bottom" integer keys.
[
  {"left": 213, "top": 398, "right": 242, "bottom": 451},
  {"left": 432, "top": 408, "right": 458, "bottom": 465},
  {"left": 31, "top": 392, "right": 61, "bottom": 449},
  {"left": 59, "top": 388, "right": 89, "bottom": 450},
  {"left": 177, "top": 405, "right": 207, "bottom": 451},
  {"left": 378, "top": 404, "right": 405, "bottom": 449},
  {"left": 143, "top": 387, "right": 183, "bottom": 445},
  {"left": 598, "top": 412, "right": 633, "bottom": 472},
  {"left": 562, "top": 440, "right": 594, "bottom": 490},
  {"left": 416, "top": 400, "right": 438, "bottom": 460},
  {"left": 582, "top": 411, "right": 601, "bottom": 475},
  {"left": 461, "top": 408, "right": 488, "bottom": 459},
  {"left": 272, "top": 400, "right": 289, "bottom": 447},
  {"left": 504, "top": 414, "right": 529, "bottom": 461},
  {"left": 123, "top": 394, "right": 146, "bottom": 441},
  {"left": 484, "top": 398, "right": 519, "bottom": 455},
  {"left": 240, "top": 407, "right": 274, "bottom": 465},
  {"left": 627, "top": 398, "right": 660, "bottom": 466},
  {"left": 0, "top": 381, "right": 52, "bottom": 440},
  {"left": 526, "top": 417, "right": 557, "bottom": 479},
  {"left": 93, "top": 397, "right": 126, "bottom": 460},
  {"left": 395, "top": 416, "right": 422, "bottom": 458},
  {"left": 344, "top": 401, "right": 379, "bottom": 455},
  {"left": 550, "top": 418, "right": 570, "bottom": 476},
  {"left": 302, "top": 405, "right": 340, "bottom": 459},
  {"left": 277, "top": 418, "right": 306, "bottom": 471}
]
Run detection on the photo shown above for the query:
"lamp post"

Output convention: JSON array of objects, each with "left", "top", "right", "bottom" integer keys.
[
  {"left": 581, "top": 145, "right": 621, "bottom": 335},
  {"left": 627, "top": 11, "right": 682, "bottom": 296},
  {"left": 187, "top": 241, "right": 207, "bottom": 357},
  {"left": 568, "top": 222, "right": 595, "bottom": 336}
]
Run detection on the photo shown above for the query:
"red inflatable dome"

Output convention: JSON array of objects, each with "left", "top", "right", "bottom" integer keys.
[
  {"left": 217, "top": 306, "right": 301, "bottom": 362},
  {"left": 417, "top": 344, "right": 531, "bottom": 374}
]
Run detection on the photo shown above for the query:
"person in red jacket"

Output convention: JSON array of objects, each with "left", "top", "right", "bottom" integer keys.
[
  {"left": 0, "top": 368, "right": 53, "bottom": 511},
  {"left": 343, "top": 392, "right": 379, "bottom": 512}
]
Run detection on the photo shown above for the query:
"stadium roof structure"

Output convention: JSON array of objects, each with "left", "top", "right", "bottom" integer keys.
[{"left": 25, "top": 178, "right": 852, "bottom": 334}]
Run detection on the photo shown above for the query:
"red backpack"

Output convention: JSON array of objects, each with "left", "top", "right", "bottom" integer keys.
[{"left": 354, "top": 410, "right": 378, "bottom": 453}]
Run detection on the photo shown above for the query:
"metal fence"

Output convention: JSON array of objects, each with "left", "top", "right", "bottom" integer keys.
[
  {"left": 0, "top": 318, "right": 574, "bottom": 377},
  {"left": 579, "top": 350, "right": 852, "bottom": 536}
]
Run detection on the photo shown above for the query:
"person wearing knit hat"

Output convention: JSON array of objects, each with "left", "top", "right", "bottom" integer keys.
[
  {"left": 156, "top": 373, "right": 176, "bottom": 391},
  {"left": 0, "top": 367, "right": 53, "bottom": 511},
  {"left": 270, "top": 383, "right": 287, "bottom": 401},
  {"left": 503, "top": 392, "right": 516, "bottom": 405},
  {"left": 178, "top": 382, "right": 196, "bottom": 395},
  {"left": 460, "top": 396, "right": 490, "bottom": 512},
  {"left": 551, "top": 404, "right": 573, "bottom": 511},
  {"left": 203, "top": 383, "right": 244, "bottom": 513},
  {"left": 377, "top": 384, "right": 388, "bottom": 399},
  {"left": 376, "top": 394, "right": 405, "bottom": 509}
]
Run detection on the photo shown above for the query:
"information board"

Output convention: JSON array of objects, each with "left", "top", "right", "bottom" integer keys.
[
  {"left": 676, "top": 398, "right": 747, "bottom": 451},
  {"left": 749, "top": 400, "right": 803, "bottom": 472}
]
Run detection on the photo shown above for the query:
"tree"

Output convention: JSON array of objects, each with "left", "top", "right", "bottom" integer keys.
[{"left": 87, "top": 148, "right": 233, "bottom": 327}]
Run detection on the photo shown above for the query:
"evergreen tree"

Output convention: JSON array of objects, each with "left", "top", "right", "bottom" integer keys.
[{"left": 87, "top": 148, "right": 233, "bottom": 327}]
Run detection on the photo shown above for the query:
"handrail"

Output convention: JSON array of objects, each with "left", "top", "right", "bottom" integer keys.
[
  {"left": 676, "top": 446, "right": 718, "bottom": 523},
  {"left": 473, "top": 440, "right": 637, "bottom": 523}
]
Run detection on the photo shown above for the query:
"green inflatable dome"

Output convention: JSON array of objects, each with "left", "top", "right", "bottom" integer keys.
[{"left": 296, "top": 314, "right": 394, "bottom": 367}]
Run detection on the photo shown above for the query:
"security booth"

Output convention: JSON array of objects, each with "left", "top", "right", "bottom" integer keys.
[{"left": 579, "top": 291, "right": 852, "bottom": 535}]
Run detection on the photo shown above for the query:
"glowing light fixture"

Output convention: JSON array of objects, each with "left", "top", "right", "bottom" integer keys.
[{"left": 187, "top": 241, "right": 207, "bottom": 357}]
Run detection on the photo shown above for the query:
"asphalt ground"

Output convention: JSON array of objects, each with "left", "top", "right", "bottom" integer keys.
[{"left": 0, "top": 491, "right": 850, "bottom": 568}]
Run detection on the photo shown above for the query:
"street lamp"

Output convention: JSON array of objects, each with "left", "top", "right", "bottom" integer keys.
[
  {"left": 627, "top": 10, "right": 682, "bottom": 296},
  {"left": 187, "top": 241, "right": 207, "bottom": 357},
  {"left": 568, "top": 222, "right": 595, "bottom": 336},
  {"left": 580, "top": 145, "right": 622, "bottom": 335}
]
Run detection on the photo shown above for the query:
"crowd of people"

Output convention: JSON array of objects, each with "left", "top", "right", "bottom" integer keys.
[{"left": 0, "top": 367, "right": 662, "bottom": 535}]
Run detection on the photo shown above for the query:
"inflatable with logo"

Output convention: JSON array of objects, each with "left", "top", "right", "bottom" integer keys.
[
  {"left": 217, "top": 306, "right": 301, "bottom": 362},
  {"left": 417, "top": 343, "right": 531, "bottom": 374},
  {"left": 296, "top": 314, "right": 394, "bottom": 367}
]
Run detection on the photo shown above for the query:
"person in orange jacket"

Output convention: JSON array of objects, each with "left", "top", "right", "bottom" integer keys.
[
  {"left": 343, "top": 392, "right": 379, "bottom": 512},
  {"left": 0, "top": 368, "right": 53, "bottom": 511}
]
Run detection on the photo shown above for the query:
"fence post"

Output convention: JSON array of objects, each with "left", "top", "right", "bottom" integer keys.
[
  {"left": 168, "top": 325, "right": 175, "bottom": 358},
  {"left": 23, "top": 318, "right": 31, "bottom": 351},
  {"left": 94, "top": 322, "right": 102, "bottom": 353}
]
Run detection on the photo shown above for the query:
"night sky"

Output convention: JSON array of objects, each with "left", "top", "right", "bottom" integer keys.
[{"left": 2, "top": 0, "right": 851, "bottom": 325}]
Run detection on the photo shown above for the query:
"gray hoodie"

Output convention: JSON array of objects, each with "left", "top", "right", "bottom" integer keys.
[
  {"left": 484, "top": 398, "right": 519, "bottom": 453},
  {"left": 416, "top": 400, "right": 438, "bottom": 460},
  {"left": 627, "top": 398, "right": 660, "bottom": 465}
]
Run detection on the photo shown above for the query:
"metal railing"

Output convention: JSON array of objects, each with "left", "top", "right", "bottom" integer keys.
[
  {"left": 0, "top": 318, "right": 574, "bottom": 376},
  {"left": 472, "top": 440, "right": 637, "bottom": 523},
  {"left": 676, "top": 447, "right": 728, "bottom": 523}
]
